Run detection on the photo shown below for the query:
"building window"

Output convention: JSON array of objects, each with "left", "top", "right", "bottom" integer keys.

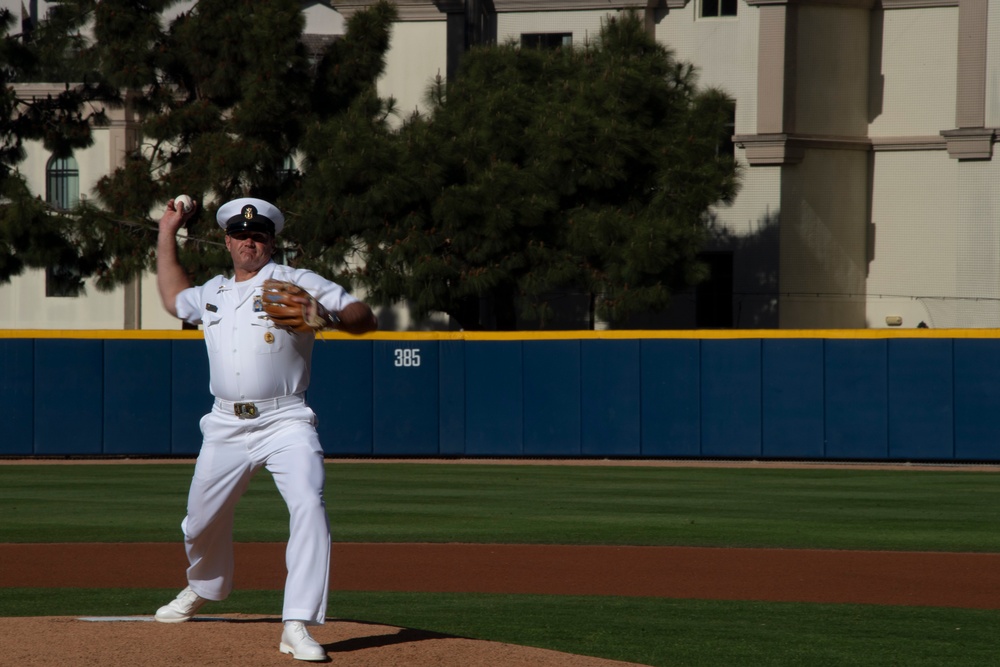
[
  {"left": 719, "top": 113, "right": 736, "bottom": 159},
  {"left": 46, "top": 154, "right": 79, "bottom": 210},
  {"left": 696, "top": 252, "right": 733, "bottom": 328},
  {"left": 45, "top": 265, "right": 83, "bottom": 298},
  {"left": 702, "top": 0, "right": 737, "bottom": 18},
  {"left": 521, "top": 33, "right": 572, "bottom": 50},
  {"left": 45, "top": 154, "right": 83, "bottom": 296},
  {"left": 278, "top": 155, "right": 298, "bottom": 180}
]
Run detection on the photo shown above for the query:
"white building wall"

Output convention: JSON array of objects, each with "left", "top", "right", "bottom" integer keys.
[
  {"left": 866, "top": 151, "right": 1000, "bottom": 329},
  {"left": 795, "top": 5, "right": 870, "bottom": 137},
  {"left": 952, "top": 158, "right": 1000, "bottom": 327},
  {"left": 861, "top": 4, "right": 999, "bottom": 329},
  {"left": 865, "top": 150, "right": 956, "bottom": 328},
  {"left": 379, "top": 20, "right": 448, "bottom": 119},
  {"left": 733, "top": 0, "right": 759, "bottom": 137},
  {"left": 727, "top": 3, "right": 781, "bottom": 327},
  {"left": 0, "top": 271, "right": 126, "bottom": 329},
  {"left": 497, "top": 9, "right": 618, "bottom": 47},
  {"left": 303, "top": 1, "right": 345, "bottom": 34},
  {"left": 780, "top": 148, "right": 869, "bottom": 328},
  {"left": 141, "top": 272, "right": 182, "bottom": 329},
  {"left": 868, "top": 7, "right": 957, "bottom": 137},
  {"left": 658, "top": 4, "right": 739, "bottom": 93},
  {"left": 772, "top": 4, "right": 872, "bottom": 329},
  {"left": 986, "top": 0, "right": 1000, "bottom": 127}
]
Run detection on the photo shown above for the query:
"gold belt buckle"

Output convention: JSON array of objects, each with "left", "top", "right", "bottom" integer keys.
[{"left": 234, "top": 402, "right": 258, "bottom": 418}]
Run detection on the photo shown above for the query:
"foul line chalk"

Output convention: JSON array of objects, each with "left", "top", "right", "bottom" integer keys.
[{"left": 78, "top": 616, "right": 232, "bottom": 623}]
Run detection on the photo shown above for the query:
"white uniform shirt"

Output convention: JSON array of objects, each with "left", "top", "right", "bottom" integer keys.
[{"left": 175, "top": 261, "right": 359, "bottom": 402}]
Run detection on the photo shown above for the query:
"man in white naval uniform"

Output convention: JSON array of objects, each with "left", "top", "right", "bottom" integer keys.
[{"left": 153, "top": 196, "right": 377, "bottom": 662}]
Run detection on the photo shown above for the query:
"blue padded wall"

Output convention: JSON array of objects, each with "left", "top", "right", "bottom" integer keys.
[
  {"left": 170, "top": 339, "right": 211, "bottom": 455},
  {"left": 104, "top": 339, "right": 172, "bottom": 455},
  {"left": 310, "top": 340, "right": 374, "bottom": 455},
  {"left": 464, "top": 341, "right": 523, "bottom": 455},
  {"left": 5, "top": 332, "right": 1000, "bottom": 462},
  {"left": 825, "top": 340, "right": 889, "bottom": 459},
  {"left": 953, "top": 339, "right": 1000, "bottom": 460},
  {"left": 641, "top": 339, "right": 700, "bottom": 457},
  {"left": 372, "top": 340, "right": 440, "bottom": 455},
  {"left": 762, "top": 339, "right": 825, "bottom": 458},
  {"left": 34, "top": 339, "right": 103, "bottom": 455},
  {"left": 701, "top": 339, "right": 763, "bottom": 457},
  {"left": 0, "top": 339, "right": 34, "bottom": 455},
  {"left": 581, "top": 340, "right": 641, "bottom": 456},
  {"left": 887, "top": 339, "right": 954, "bottom": 460},
  {"left": 438, "top": 340, "right": 466, "bottom": 456},
  {"left": 523, "top": 340, "right": 581, "bottom": 456}
]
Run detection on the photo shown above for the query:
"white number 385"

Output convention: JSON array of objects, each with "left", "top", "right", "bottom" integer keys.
[{"left": 393, "top": 348, "right": 421, "bottom": 367}]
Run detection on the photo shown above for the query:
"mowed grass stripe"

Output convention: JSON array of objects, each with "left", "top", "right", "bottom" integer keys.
[{"left": 0, "top": 463, "right": 998, "bottom": 551}]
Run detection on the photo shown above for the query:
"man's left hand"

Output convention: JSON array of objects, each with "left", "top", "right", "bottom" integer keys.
[{"left": 261, "top": 280, "right": 338, "bottom": 333}]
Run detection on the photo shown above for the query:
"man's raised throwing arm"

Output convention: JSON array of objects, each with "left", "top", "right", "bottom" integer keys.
[{"left": 156, "top": 197, "right": 198, "bottom": 318}]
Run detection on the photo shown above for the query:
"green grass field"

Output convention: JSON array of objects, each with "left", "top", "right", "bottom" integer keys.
[{"left": 2, "top": 461, "right": 999, "bottom": 666}]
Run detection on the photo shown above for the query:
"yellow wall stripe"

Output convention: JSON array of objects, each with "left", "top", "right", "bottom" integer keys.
[{"left": 2, "top": 329, "right": 999, "bottom": 341}]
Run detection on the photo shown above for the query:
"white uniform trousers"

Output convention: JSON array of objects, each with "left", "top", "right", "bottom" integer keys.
[{"left": 181, "top": 400, "right": 330, "bottom": 624}]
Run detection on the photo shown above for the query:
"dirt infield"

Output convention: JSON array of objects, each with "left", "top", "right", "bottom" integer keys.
[
  {"left": 0, "top": 616, "right": 647, "bottom": 667},
  {"left": 4, "top": 542, "right": 1000, "bottom": 609}
]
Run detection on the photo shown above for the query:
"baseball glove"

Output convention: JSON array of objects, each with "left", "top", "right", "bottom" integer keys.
[{"left": 261, "top": 279, "right": 338, "bottom": 333}]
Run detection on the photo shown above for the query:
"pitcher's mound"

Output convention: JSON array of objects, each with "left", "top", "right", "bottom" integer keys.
[{"left": 1, "top": 615, "right": 646, "bottom": 666}]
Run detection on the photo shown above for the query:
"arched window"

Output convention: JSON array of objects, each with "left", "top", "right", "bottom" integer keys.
[
  {"left": 46, "top": 154, "right": 79, "bottom": 210},
  {"left": 45, "top": 154, "right": 83, "bottom": 296}
]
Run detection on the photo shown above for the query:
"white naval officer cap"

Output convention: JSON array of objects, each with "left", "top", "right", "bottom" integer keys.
[{"left": 216, "top": 197, "right": 285, "bottom": 236}]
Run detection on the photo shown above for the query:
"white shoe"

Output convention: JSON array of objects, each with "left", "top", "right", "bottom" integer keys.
[
  {"left": 154, "top": 586, "right": 208, "bottom": 623},
  {"left": 279, "top": 621, "right": 327, "bottom": 662}
]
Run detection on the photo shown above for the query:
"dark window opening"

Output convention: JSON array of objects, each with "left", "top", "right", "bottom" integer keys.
[
  {"left": 696, "top": 252, "right": 734, "bottom": 328},
  {"left": 45, "top": 265, "right": 84, "bottom": 298},
  {"left": 521, "top": 33, "right": 572, "bottom": 50},
  {"left": 702, "top": 0, "right": 737, "bottom": 18},
  {"left": 719, "top": 117, "right": 736, "bottom": 159}
]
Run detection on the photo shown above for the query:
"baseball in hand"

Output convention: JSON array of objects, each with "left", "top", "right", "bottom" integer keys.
[{"left": 174, "top": 194, "right": 193, "bottom": 213}]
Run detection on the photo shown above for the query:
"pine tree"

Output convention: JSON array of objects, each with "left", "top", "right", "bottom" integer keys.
[
  {"left": 0, "top": 0, "right": 397, "bottom": 292},
  {"left": 298, "top": 10, "right": 740, "bottom": 330}
]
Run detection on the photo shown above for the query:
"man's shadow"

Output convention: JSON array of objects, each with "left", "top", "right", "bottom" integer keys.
[
  {"left": 208, "top": 616, "right": 456, "bottom": 654},
  {"left": 327, "top": 621, "right": 454, "bottom": 654}
]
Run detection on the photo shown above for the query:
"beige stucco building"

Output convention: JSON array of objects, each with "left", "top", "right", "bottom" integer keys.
[{"left": 2, "top": 0, "right": 997, "bottom": 329}]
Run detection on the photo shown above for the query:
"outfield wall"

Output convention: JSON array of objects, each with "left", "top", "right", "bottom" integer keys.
[{"left": 2, "top": 330, "right": 998, "bottom": 461}]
